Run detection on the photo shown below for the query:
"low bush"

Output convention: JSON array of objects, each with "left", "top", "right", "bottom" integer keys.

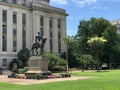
[
  {"left": 18, "top": 67, "right": 28, "bottom": 74},
  {"left": 36, "top": 74, "right": 43, "bottom": 80},
  {"left": 52, "top": 66, "right": 65, "bottom": 72},
  {"left": 61, "top": 73, "right": 71, "bottom": 78}
]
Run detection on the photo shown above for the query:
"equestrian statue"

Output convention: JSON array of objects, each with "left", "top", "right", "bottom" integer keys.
[{"left": 31, "top": 32, "right": 47, "bottom": 56}]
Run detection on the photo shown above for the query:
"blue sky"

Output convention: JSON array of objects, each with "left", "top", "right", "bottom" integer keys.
[{"left": 50, "top": 0, "right": 120, "bottom": 36}]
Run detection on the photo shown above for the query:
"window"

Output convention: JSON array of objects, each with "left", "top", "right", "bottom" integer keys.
[
  {"left": 2, "top": 10, "right": 7, "bottom": 51},
  {"left": 2, "top": 59, "right": 7, "bottom": 66},
  {"left": 13, "top": 12, "right": 17, "bottom": 52},
  {"left": 58, "top": 19, "right": 61, "bottom": 29},
  {"left": 40, "top": 16, "right": 44, "bottom": 36},
  {"left": 13, "top": 40, "right": 17, "bottom": 52},
  {"left": 3, "top": 10, "right": 7, "bottom": 23},
  {"left": 2, "top": 25, "right": 7, "bottom": 51},
  {"left": 22, "top": 0, "right": 26, "bottom": 6},
  {"left": 50, "top": 39, "right": 53, "bottom": 53},
  {"left": 58, "top": 19, "right": 61, "bottom": 53},
  {"left": 58, "top": 41, "right": 61, "bottom": 53},
  {"left": 49, "top": 17, "right": 53, "bottom": 29},
  {"left": 13, "top": 0, "right": 17, "bottom": 4},
  {"left": 40, "top": 16, "right": 44, "bottom": 27},
  {"left": 2, "top": 0, "right": 7, "bottom": 2},
  {"left": 49, "top": 17, "right": 53, "bottom": 52},
  {"left": 22, "top": 14, "right": 26, "bottom": 49},
  {"left": 13, "top": 12, "right": 17, "bottom": 24},
  {"left": 49, "top": 17, "right": 53, "bottom": 38}
]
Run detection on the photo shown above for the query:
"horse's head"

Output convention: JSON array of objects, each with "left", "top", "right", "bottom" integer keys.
[{"left": 43, "top": 37, "right": 47, "bottom": 43}]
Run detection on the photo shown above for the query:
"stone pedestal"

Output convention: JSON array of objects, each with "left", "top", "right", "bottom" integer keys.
[{"left": 26, "top": 56, "right": 50, "bottom": 76}]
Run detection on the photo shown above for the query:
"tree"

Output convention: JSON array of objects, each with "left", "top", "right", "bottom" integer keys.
[
  {"left": 78, "top": 17, "right": 110, "bottom": 54},
  {"left": 61, "top": 35, "right": 80, "bottom": 68},
  {"left": 87, "top": 36, "right": 107, "bottom": 71},
  {"left": 77, "top": 17, "right": 119, "bottom": 69},
  {"left": 63, "top": 36, "right": 73, "bottom": 74},
  {"left": 77, "top": 54, "right": 93, "bottom": 72},
  {"left": 102, "top": 25, "right": 119, "bottom": 69},
  {"left": 18, "top": 48, "right": 30, "bottom": 67}
]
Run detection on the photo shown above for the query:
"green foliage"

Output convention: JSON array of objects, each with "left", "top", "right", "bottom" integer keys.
[
  {"left": 78, "top": 17, "right": 110, "bottom": 53},
  {"left": 102, "top": 24, "right": 120, "bottom": 65},
  {"left": 78, "top": 54, "right": 94, "bottom": 66},
  {"left": 18, "top": 48, "right": 30, "bottom": 67},
  {"left": 9, "top": 59, "right": 20, "bottom": 70},
  {"left": 61, "top": 36, "right": 80, "bottom": 68},
  {"left": 77, "top": 17, "right": 119, "bottom": 68},
  {"left": 87, "top": 36, "right": 107, "bottom": 54},
  {"left": 52, "top": 66, "right": 65, "bottom": 71},
  {"left": 44, "top": 53, "right": 66, "bottom": 71},
  {"left": 36, "top": 74, "right": 43, "bottom": 80},
  {"left": 63, "top": 36, "right": 73, "bottom": 47},
  {"left": 77, "top": 54, "right": 94, "bottom": 71},
  {"left": 18, "top": 67, "right": 28, "bottom": 74}
]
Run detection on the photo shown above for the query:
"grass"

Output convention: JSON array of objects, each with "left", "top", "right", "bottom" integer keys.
[{"left": 0, "top": 70, "right": 120, "bottom": 90}]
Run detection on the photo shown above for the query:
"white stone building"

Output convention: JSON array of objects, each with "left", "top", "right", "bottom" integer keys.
[
  {"left": 0, "top": 0, "right": 67, "bottom": 68},
  {"left": 111, "top": 20, "right": 120, "bottom": 34}
]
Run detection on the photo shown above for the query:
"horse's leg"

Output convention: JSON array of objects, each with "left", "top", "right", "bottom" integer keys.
[
  {"left": 31, "top": 47, "right": 34, "bottom": 56},
  {"left": 36, "top": 48, "right": 38, "bottom": 56},
  {"left": 31, "top": 49, "right": 33, "bottom": 56},
  {"left": 40, "top": 46, "right": 43, "bottom": 55}
]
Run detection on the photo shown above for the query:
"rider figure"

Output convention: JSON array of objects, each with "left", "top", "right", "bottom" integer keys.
[{"left": 35, "top": 32, "right": 42, "bottom": 43}]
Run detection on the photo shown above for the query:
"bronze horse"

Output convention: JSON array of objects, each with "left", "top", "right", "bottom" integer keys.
[{"left": 31, "top": 36, "right": 47, "bottom": 56}]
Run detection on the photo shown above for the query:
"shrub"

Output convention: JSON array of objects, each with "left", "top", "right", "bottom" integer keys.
[
  {"left": 44, "top": 53, "right": 66, "bottom": 71},
  {"left": 52, "top": 66, "right": 65, "bottom": 71},
  {"left": 18, "top": 67, "right": 28, "bottom": 74},
  {"left": 61, "top": 73, "right": 71, "bottom": 78},
  {"left": 9, "top": 59, "right": 20, "bottom": 70},
  {"left": 18, "top": 48, "right": 30, "bottom": 67},
  {"left": 36, "top": 74, "right": 44, "bottom": 79}
]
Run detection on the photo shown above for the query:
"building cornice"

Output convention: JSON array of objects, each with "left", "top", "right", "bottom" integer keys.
[
  {"left": 0, "top": 1, "right": 68, "bottom": 16},
  {"left": 31, "top": 3, "right": 68, "bottom": 16},
  {"left": 0, "top": 1, "right": 30, "bottom": 10}
]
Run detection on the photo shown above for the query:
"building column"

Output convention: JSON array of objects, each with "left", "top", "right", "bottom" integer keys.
[
  {"left": 44, "top": 14, "right": 50, "bottom": 52},
  {"left": 7, "top": 10, "right": 12, "bottom": 52},
  {"left": 0, "top": 9, "right": 2, "bottom": 52},
  {"left": 32, "top": 10, "right": 40, "bottom": 41},
  {"left": 61, "top": 17, "right": 67, "bottom": 53},
  {"left": 26, "top": 12, "right": 33, "bottom": 50},
  {"left": 17, "top": 12, "right": 22, "bottom": 51},
  {"left": 53, "top": 17, "right": 58, "bottom": 53}
]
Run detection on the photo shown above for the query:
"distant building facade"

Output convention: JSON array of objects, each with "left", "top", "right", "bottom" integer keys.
[
  {"left": 0, "top": 0, "right": 67, "bottom": 68},
  {"left": 111, "top": 20, "right": 120, "bottom": 34}
]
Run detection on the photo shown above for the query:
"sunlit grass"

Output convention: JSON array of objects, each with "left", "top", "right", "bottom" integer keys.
[{"left": 0, "top": 70, "right": 120, "bottom": 90}]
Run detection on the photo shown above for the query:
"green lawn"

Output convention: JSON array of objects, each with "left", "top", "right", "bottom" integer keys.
[{"left": 0, "top": 70, "right": 120, "bottom": 90}]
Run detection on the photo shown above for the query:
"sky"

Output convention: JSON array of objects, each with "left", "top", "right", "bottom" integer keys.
[{"left": 50, "top": 0, "right": 120, "bottom": 36}]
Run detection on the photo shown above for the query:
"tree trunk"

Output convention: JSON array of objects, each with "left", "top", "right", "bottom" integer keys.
[
  {"left": 110, "top": 63, "right": 112, "bottom": 70},
  {"left": 96, "top": 53, "right": 99, "bottom": 72},
  {"left": 82, "top": 66, "right": 84, "bottom": 72},
  {"left": 66, "top": 45, "right": 69, "bottom": 74}
]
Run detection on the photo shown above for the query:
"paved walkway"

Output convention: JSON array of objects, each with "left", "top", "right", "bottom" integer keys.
[{"left": 0, "top": 75, "right": 95, "bottom": 85}]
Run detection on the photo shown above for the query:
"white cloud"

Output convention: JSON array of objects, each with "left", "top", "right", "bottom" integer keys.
[
  {"left": 51, "top": 0, "right": 68, "bottom": 5},
  {"left": 90, "top": 6, "right": 107, "bottom": 10},
  {"left": 72, "top": 0, "right": 98, "bottom": 7}
]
